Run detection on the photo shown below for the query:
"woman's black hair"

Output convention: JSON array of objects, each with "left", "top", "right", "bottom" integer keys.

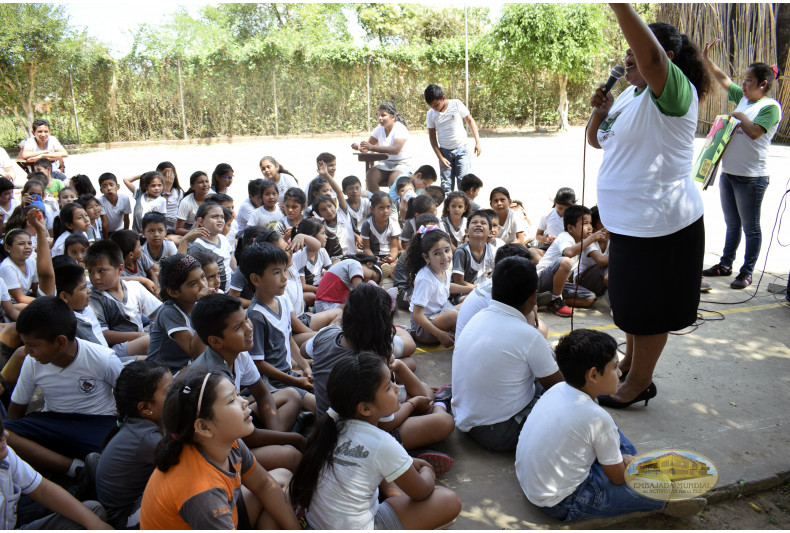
[
  {"left": 311, "top": 194, "right": 334, "bottom": 218},
  {"left": 234, "top": 225, "right": 266, "bottom": 264},
  {"left": 748, "top": 62, "right": 780, "bottom": 92},
  {"left": 441, "top": 191, "right": 471, "bottom": 220},
  {"left": 104, "top": 360, "right": 170, "bottom": 448},
  {"left": 289, "top": 352, "right": 388, "bottom": 509},
  {"left": 648, "top": 22, "right": 711, "bottom": 102},
  {"left": 489, "top": 186, "right": 511, "bottom": 203},
  {"left": 378, "top": 101, "right": 407, "bottom": 128},
  {"left": 53, "top": 202, "right": 85, "bottom": 239},
  {"left": 260, "top": 155, "right": 296, "bottom": 179},
  {"left": 343, "top": 283, "right": 395, "bottom": 360},
  {"left": 184, "top": 170, "right": 208, "bottom": 198},
  {"left": 69, "top": 174, "right": 96, "bottom": 196},
  {"left": 369, "top": 191, "right": 390, "bottom": 210},
  {"left": 159, "top": 253, "right": 203, "bottom": 300},
  {"left": 307, "top": 177, "right": 329, "bottom": 205},
  {"left": 293, "top": 218, "right": 323, "bottom": 240},
  {"left": 406, "top": 228, "right": 452, "bottom": 284},
  {"left": 211, "top": 163, "right": 233, "bottom": 193},
  {"left": 156, "top": 161, "right": 183, "bottom": 195},
  {"left": 1, "top": 228, "right": 30, "bottom": 260},
  {"left": 154, "top": 369, "right": 225, "bottom": 472}
]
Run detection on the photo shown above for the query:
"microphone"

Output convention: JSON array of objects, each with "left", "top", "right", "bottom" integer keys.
[{"left": 604, "top": 65, "right": 625, "bottom": 93}]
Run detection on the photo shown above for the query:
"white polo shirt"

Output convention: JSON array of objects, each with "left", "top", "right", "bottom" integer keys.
[{"left": 451, "top": 300, "right": 558, "bottom": 431}]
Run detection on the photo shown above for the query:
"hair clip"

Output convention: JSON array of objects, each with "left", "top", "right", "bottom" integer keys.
[
  {"left": 417, "top": 224, "right": 439, "bottom": 235},
  {"left": 326, "top": 407, "right": 340, "bottom": 421},
  {"left": 770, "top": 64, "right": 780, "bottom": 79},
  {"left": 171, "top": 432, "right": 180, "bottom": 440},
  {"left": 182, "top": 385, "right": 192, "bottom": 394}
]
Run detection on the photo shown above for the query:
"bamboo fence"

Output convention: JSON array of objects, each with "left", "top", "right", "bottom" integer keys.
[{"left": 658, "top": 3, "right": 789, "bottom": 142}]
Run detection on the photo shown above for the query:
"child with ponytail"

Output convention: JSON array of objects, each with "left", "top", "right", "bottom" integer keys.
[
  {"left": 140, "top": 370, "right": 300, "bottom": 529},
  {"left": 289, "top": 352, "right": 461, "bottom": 530},
  {"left": 96, "top": 360, "right": 173, "bottom": 528},
  {"left": 406, "top": 226, "right": 471, "bottom": 346}
]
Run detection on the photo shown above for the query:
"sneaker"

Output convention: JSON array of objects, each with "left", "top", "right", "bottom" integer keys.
[
  {"left": 414, "top": 449, "right": 454, "bottom": 477},
  {"left": 702, "top": 263, "right": 732, "bottom": 277},
  {"left": 433, "top": 383, "right": 452, "bottom": 402},
  {"left": 730, "top": 272, "right": 752, "bottom": 289},
  {"left": 548, "top": 297, "right": 573, "bottom": 317},
  {"left": 536, "top": 291, "right": 553, "bottom": 307},
  {"left": 380, "top": 262, "right": 392, "bottom": 279},
  {"left": 700, "top": 277, "right": 712, "bottom": 292}
]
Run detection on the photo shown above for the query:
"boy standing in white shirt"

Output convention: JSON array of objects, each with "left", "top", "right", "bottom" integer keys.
[{"left": 425, "top": 84, "right": 482, "bottom": 194}]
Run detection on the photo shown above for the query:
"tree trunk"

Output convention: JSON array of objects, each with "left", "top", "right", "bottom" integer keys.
[
  {"left": 557, "top": 74, "right": 569, "bottom": 132},
  {"left": 776, "top": 3, "right": 790, "bottom": 70}
]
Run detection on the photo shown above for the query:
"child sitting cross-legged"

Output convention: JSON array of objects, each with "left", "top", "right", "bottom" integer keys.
[
  {"left": 86, "top": 240, "right": 160, "bottom": 360},
  {"left": 111, "top": 228, "right": 158, "bottom": 293},
  {"left": 241, "top": 242, "right": 317, "bottom": 413},
  {"left": 4, "top": 297, "right": 123, "bottom": 478},
  {"left": 289, "top": 352, "right": 462, "bottom": 530},
  {"left": 191, "top": 293, "right": 307, "bottom": 473},
  {"left": 515, "top": 329, "right": 665, "bottom": 520},
  {"left": 535, "top": 204, "right": 605, "bottom": 317},
  {"left": 139, "top": 370, "right": 301, "bottom": 529},
  {"left": 95, "top": 360, "right": 173, "bottom": 529}
]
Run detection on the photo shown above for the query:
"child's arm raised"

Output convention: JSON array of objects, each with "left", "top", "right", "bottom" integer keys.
[
  {"left": 288, "top": 233, "right": 321, "bottom": 254},
  {"left": 319, "top": 165, "right": 348, "bottom": 212},
  {"left": 30, "top": 208, "right": 54, "bottom": 296},
  {"left": 122, "top": 174, "right": 141, "bottom": 194},
  {"left": 29, "top": 478, "right": 112, "bottom": 529},
  {"left": 241, "top": 462, "right": 301, "bottom": 529}
]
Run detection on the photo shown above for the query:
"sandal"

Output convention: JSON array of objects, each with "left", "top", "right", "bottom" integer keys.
[{"left": 702, "top": 263, "right": 732, "bottom": 277}]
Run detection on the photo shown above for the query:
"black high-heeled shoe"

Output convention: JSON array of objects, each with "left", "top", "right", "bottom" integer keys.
[{"left": 598, "top": 382, "right": 657, "bottom": 409}]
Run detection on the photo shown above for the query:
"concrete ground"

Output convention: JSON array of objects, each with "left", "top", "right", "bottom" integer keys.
[{"left": 27, "top": 125, "right": 790, "bottom": 529}]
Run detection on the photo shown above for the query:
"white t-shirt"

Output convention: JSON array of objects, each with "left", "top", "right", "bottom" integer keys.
[
  {"left": 188, "top": 235, "right": 233, "bottom": 293},
  {"left": 452, "top": 242, "right": 495, "bottom": 286},
  {"left": 497, "top": 209, "right": 527, "bottom": 244},
  {"left": 1, "top": 447, "right": 43, "bottom": 530},
  {"left": 236, "top": 198, "right": 256, "bottom": 232},
  {"left": 409, "top": 265, "right": 451, "bottom": 320},
  {"left": 21, "top": 135, "right": 63, "bottom": 171},
  {"left": 360, "top": 216, "right": 401, "bottom": 257},
  {"left": 248, "top": 206, "right": 286, "bottom": 230},
  {"left": 132, "top": 189, "right": 167, "bottom": 233},
  {"left": 576, "top": 241, "right": 606, "bottom": 280},
  {"left": 176, "top": 194, "right": 200, "bottom": 228},
  {"left": 538, "top": 207, "right": 565, "bottom": 237},
  {"left": 95, "top": 280, "right": 162, "bottom": 332},
  {"left": 162, "top": 188, "right": 183, "bottom": 224},
  {"left": 247, "top": 294, "right": 294, "bottom": 366},
  {"left": 516, "top": 382, "right": 623, "bottom": 507},
  {"left": 596, "top": 62, "right": 703, "bottom": 238},
  {"left": 536, "top": 231, "right": 592, "bottom": 274},
  {"left": 142, "top": 239, "right": 178, "bottom": 264},
  {"left": 0, "top": 257, "right": 38, "bottom": 297},
  {"left": 306, "top": 419, "right": 412, "bottom": 530},
  {"left": 455, "top": 277, "right": 492, "bottom": 341},
  {"left": 452, "top": 300, "right": 558, "bottom": 431},
  {"left": 74, "top": 306, "right": 109, "bottom": 347},
  {"left": 721, "top": 86, "right": 782, "bottom": 177},
  {"left": 99, "top": 193, "right": 132, "bottom": 233},
  {"left": 274, "top": 173, "right": 299, "bottom": 205},
  {"left": 371, "top": 122, "right": 411, "bottom": 162},
  {"left": 347, "top": 196, "right": 371, "bottom": 230},
  {"left": 425, "top": 99, "right": 470, "bottom": 150},
  {"left": 0, "top": 197, "right": 18, "bottom": 221},
  {"left": 301, "top": 248, "right": 332, "bottom": 287},
  {"left": 11, "top": 339, "right": 123, "bottom": 415},
  {"left": 0, "top": 147, "right": 14, "bottom": 175},
  {"left": 289, "top": 250, "right": 309, "bottom": 316},
  {"left": 326, "top": 206, "right": 357, "bottom": 257}
]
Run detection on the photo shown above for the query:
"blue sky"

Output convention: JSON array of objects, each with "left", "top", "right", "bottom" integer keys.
[{"left": 59, "top": 1, "right": 502, "bottom": 58}]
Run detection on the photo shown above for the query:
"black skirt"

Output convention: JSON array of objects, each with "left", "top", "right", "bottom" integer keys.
[{"left": 608, "top": 216, "right": 704, "bottom": 335}]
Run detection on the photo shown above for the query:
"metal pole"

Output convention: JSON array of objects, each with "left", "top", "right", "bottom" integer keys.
[
  {"left": 464, "top": 3, "right": 469, "bottom": 109},
  {"left": 177, "top": 57, "right": 188, "bottom": 141},
  {"left": 273, "top": 62, "right": 279, "bottom": 137},
  {"left": 366, "top": 56, "right": 371, "bottom": 135},
  {"left": 68, "top": 71, "right": 81, "bottom": 145}
]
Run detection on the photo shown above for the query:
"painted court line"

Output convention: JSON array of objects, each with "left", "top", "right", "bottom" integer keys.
[{"left": 413, "top": 302, "right": 785, "bottom": 351}]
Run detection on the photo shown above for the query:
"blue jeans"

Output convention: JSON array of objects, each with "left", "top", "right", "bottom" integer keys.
[
  {"left": 541, "top": 429, "right": 665, "bottom": 521},
  {"left": 719, "top": 172, "right": 769, "bottom": 276},
  {"left": 439, "top": 144, "right": 471, "bottom": 194}
]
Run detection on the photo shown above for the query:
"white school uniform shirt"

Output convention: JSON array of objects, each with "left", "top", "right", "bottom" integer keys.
[
  {"left": 142, "top": 239, "right": 178, "bottom": 264},
  {"left": 516, "top": 382, "right": 623, "bottom": 507},
  {"left": 236, "top": 197, "right": 256, "bottom": 232},
  {"left": 360, "top": 216, "right": 401, "bottom": 256},
  {"left": 95, "top": 280, "right": 162, "bottom": 332},
  {"left": 248, "top": 294, "right": 294, "bottom": 366},
  {"left": 176, "top": 193, "right": 200, "bottom": 229},
  {"left": 536, "top": 231, "right": 594, "bottom": 274},
  {"left": 303, "top": 174, "right": 338, "bottom": 200},
  {"left": 538, "top": 207, "right": 565, "bottom": 237},
  {"left": 451, "top": 300, "right": 558, "bottom": 432},
  {"left": 99, "top": 193, "right": 132, "bottom": 233},
  {"left": 0, "top": 198, "right": 18, "bottom": 221},
  {"left": 0, "top": 257, "right": 38, "bottom": 298},
  {"left": 721, "top": 84, "right": 782, "bottom": 177},
  {"left": 334, "top": 206, "right": 357, "bottom": 255},
  {"left": 425, "top": 98, "right": 471, "bottom": 150},
  {"left": 289, "top": 250, "right": 310, "bottom": 316},
  {"left": 188, "top": 235, "right": 234, "bottom": 293},
  {"left": 74, "top": 305, "right": 109, "bottom": 347},
  {"left": 409, "top": 265, "right": 451, "bottom": 320},
  {"left": 452, "top": 241, "right": 495, "bottom": 286},
  {"left": 274, "top": 173, "right": 299, "bottom": 205},
  {"left": 306, "top": 419, "right": 412, "bottom": 530},
  {"left": 132, "top": 190, "right": 166, "bottom": 232},
  {"left": 1, "top": 447, "right": 43, "bottom": 530},
  {"left": 576, "top": 241, "right": 606, "bottom": 280},
  {"left": 301, "top": 248, "right": 332, "bottom": 287},
  {"left": 371, "top": 122, "right": 411, "bottom": 162},
  {"left": 248, "top": 206, "right": 286, "bottom": 230},
  {"left": 455, "top": 277, "right": 492, "bottom": 341},
  {"left": 11, "top": 338, "right": 123, "bottom": 416},
  {"left": 21, "top": 135, "right": 63, "bottom": 172},
  {"left": 497, "top": 209, "right": 527, "bottom": 244},
  {"left": 347, "top": 196, "right": 371, "bottom": 230},
  {"left": 163, "top": 188, "right": 183, "bottom": 223}
]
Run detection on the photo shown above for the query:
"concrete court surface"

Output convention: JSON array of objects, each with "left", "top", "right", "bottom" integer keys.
[{"left": 47, "top": 126, "right": 790, "bottom": 528}]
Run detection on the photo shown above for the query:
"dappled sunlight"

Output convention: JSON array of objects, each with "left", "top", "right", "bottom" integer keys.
[{"left": 460, "top": 498, "right": 552, "bottom": 530}]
